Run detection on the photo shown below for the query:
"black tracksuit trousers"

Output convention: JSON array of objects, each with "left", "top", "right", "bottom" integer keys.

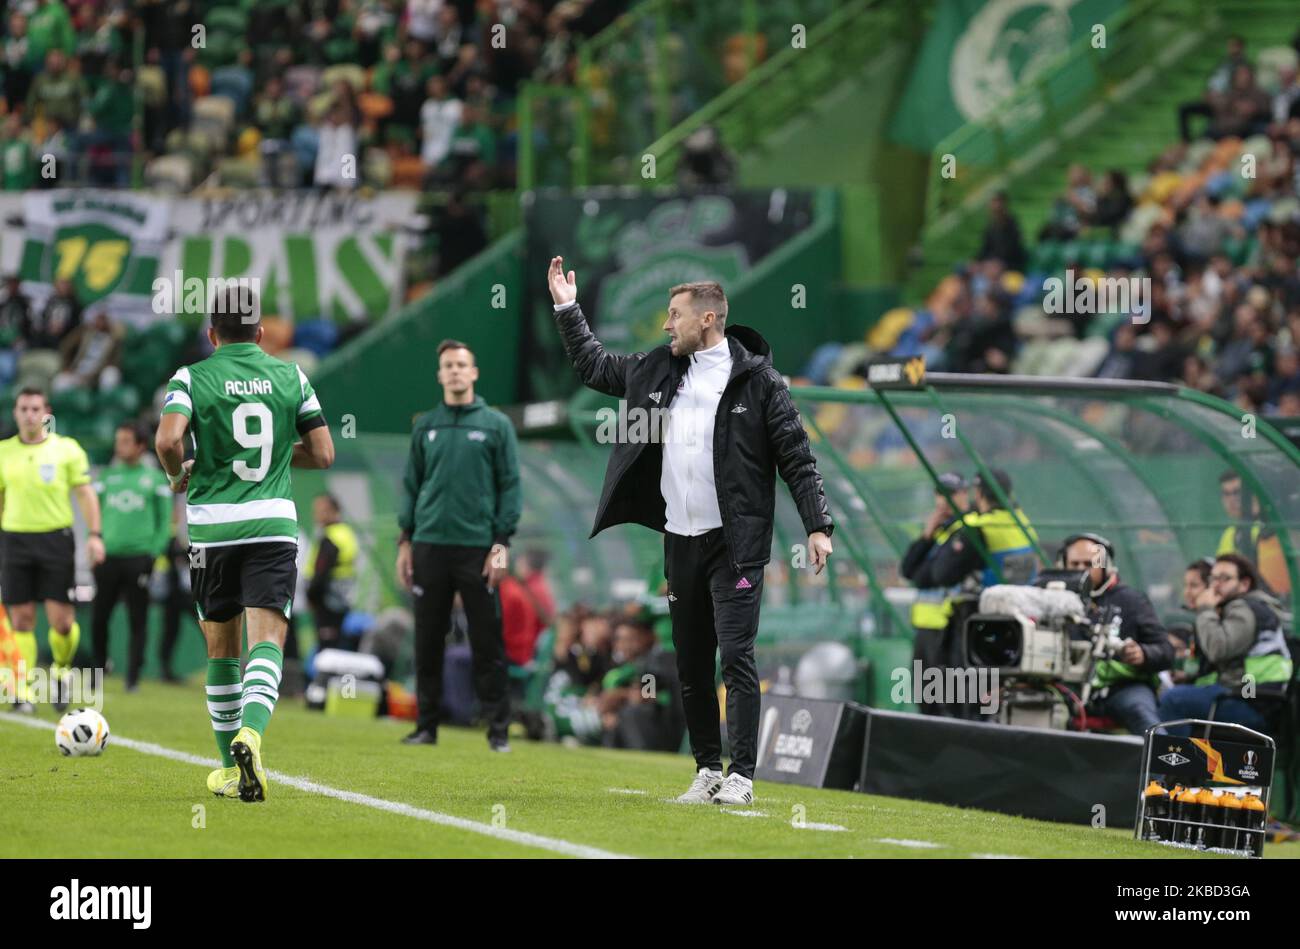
[
  {"left": 411, "top": 542, "right": 510, "bottom": 741},
  {"left": 664, "top": 528, "right": 764, "bottom": 779},
  {"left": 91, "top": 554, "right": 153, "bottom": 684}
]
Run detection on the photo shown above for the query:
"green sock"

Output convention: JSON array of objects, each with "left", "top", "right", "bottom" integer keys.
[
  {"left": 49, "top": 621, "right": 80, "bottom": 668},
  {"left": 13, "top": 631, "right": 35, "bottom": 701},
  {"left": 241, "top": 642, "right": 283, "bottom": 736},
  {"left": 206, "top": 658, "right": 243, "bottom": 768}
]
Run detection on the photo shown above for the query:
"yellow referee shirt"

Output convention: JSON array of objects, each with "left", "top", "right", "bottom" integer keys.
[{"left": 0, "top": 433, "right": 92, "bottom": 533}]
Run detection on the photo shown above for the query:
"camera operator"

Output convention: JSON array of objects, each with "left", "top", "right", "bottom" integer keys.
[
  {"left": 1062, "top": 533, "right": 1172, "bottom": 734},
  {"left": 1157, "top": 553, "right": 1292, "bottom": 737},
  {"left": 908, "top": 469, "right": 1036, "bottom": 718},
  {"left": 901, "top": 472, "right": 975, "bottom": 715}
]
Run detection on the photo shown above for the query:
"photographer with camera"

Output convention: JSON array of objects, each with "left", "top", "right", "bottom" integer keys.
[
  {"left": 1062, "top": 533, "right": 1173, "bottom": 735},
  {"left": 901, "top": 472, "right": 976, "bottom": 714},
  {"left": 1157, "top": 553, "right": 1292, "bottom": 737}
]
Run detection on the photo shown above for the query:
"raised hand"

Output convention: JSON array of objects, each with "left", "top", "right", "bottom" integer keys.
[{"left": 548, "top": 255, "right": 577, "bottom": 306}]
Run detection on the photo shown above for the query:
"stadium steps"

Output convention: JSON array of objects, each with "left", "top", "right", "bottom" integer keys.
[{"left": 904, "top": 2, "right": 1298, "bottom": 300}]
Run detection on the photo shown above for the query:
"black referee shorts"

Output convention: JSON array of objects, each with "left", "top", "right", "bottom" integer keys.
[
  {"left": 190, "top": 541, "right": 297, "bottom": 624},
  {"left": 1, "top": 528, "right": 76, "bottom": 605}
]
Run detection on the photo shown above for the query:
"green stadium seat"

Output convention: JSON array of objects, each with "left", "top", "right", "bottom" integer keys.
[
  {"left": 102, "top": 385, "right": 141, "bottom": 418},
  {"left": 205, "top": 8, "right": 249, "bottom": 35}
]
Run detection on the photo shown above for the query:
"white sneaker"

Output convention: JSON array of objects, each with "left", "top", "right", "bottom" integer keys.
[
  {"left": 676, "top": 767, "right": 724, "bottom": 803},
  {"left": 712, "top": 773, "right": 754, "bottom": 805}
]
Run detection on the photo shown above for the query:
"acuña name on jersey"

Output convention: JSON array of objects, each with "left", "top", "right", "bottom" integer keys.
[{"left": 161, "top": 341, "right": 326, "bottom": 548}]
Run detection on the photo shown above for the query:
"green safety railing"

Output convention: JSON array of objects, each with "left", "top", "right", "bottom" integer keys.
[{"left": 921, "top": 0, "right": 1217, "bottom": 245}]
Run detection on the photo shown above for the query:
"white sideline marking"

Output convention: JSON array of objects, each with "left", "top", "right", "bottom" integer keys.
[
  {"left": 606, "top": 787, "right": 647, "bottom": 795},
  {"left": 876, "top": 838, "right": 942, "bottom": 849},
  {"left": 799, "top": 821, "right": 849, "bottom": 832},
  {"left": 971, "top": 853, "right": 1024, "bottom": 859},
  {"left": 1, "top": 715, "right": 631, "bottom": 859},
  {"left": 721, "top": 809, "right": 767, "bottom": 818}
]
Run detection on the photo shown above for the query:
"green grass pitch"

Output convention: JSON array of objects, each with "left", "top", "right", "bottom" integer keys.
[{"left": 3, "top": 678, "right": 1294, "bottom": 859}]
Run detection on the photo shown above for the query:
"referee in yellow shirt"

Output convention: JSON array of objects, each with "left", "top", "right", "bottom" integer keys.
[{"left": 0, "top": 387, "right": 105, "bottom": 709}]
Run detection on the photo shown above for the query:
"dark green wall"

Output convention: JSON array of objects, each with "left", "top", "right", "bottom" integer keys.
[{"left": 311, "top": 232, "right": 524, "bottom": 434}]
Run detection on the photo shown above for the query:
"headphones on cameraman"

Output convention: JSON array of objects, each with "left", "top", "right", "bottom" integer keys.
[{"left": 1057, "top": 532, "right": 1117, "bottom": 572}]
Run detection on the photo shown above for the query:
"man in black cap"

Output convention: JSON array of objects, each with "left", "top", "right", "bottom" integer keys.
[{"left": 900, "top": 472, "right": 975, "bottom": 715}]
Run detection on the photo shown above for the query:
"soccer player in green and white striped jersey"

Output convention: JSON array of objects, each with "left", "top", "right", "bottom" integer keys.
[{"left": 155, "top": 285, "right": 334, "bottom": 803}]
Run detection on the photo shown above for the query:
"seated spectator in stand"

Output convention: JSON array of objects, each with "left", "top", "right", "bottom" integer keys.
[
  {"left": 1272, "top": 64, "right": 1300, "bottom": 125},
  {"left": 1179, "top": 34, "right": 1247, "bottom": 141},
  {"left": 0, "top": 275, "right": 30, "bottom": 385},
  {"left": 975, "top": 190, "right": 1026, "bottom": 272},
  {"left": 498, "top": 567, "right": 544, "bottom": 670},
  {"left": 26, "top": 277, "right": 82, "bottom": 350},
  {"left": 430, "top": 4, "right": 464, "bottom": 73},
  {"left": 1038, "top": 164, "right": 1096, "bottom": 241},
  {"left": 1092, "top": 169, "right": 1133, "bottom": 233},
  {"left": 419, "top": 74, "right": 463, "bottom": 180},
  {"left": 3, "top": 11, "right": 35, "bottom": 110},
  {"left": 51, "top": 307, "right": 123, "bottom": 392},
  {"left": 406, "top": 0, "right": 442, "bottom": 48},
  {"left": 85, "top": 61, "right": 134, "bottom": 187},
  {"left": 1176, "top": 193, "right": 1238, "bottom": 267},
  {"left": 445, "top": 103, "right": 496, "bottom": 184},
  {"left": 32, "top": 118, "right": 70, "bottom": 188},
  {"left": 677, "top": 124, "right": 736, "bottom": 188},
  {"left": 254, "top": 76, "right": 301, "bottom": 187},
  {"left": 598, "top": 617, "right": 684, "bottom": 753},
  {"left": 542, "top": 606, "right": 612, "bottom": 743},
  {"left": 314, "top": 97, "right": 360, "bottom": 191},
  {"left": 944, "top": 289, "right": 1015, "bottom": 374},
  {"left": 1210, "top": 64, "right": 1271, "bottom": 140},
  {"left": 520, "top": 550, "right": 555, "bottom": 627},
  {"left": 391, "top": 39, "right": 437, "bottom": 130},
  {"left": 25, "top": 48, "right": 85, "bottom": 132},
  {"left": 1157, "top": 554, "right": 1292, "bottom": 736},
  {"left": 1, "top": 113, "right": 34, "bottom": 190}
]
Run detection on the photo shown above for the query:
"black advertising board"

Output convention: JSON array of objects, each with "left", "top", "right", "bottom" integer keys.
[{"left": 754, "top": 694, "right": 867, "bottom": 790}]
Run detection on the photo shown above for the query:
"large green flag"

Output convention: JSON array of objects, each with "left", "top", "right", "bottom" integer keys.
[{"left": 890, "top": 0, "right": 1126, "bottom": 153}]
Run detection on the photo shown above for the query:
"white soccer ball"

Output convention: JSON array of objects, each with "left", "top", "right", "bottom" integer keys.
[{"left": 55, "top": 709, "right": 110, "bottom": 757}]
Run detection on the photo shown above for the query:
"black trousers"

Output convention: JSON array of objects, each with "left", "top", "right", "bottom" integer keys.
[
  {"left": 411, "top": 543, "right": 510, "bottom": 740},
  {"left": 158, "top": 553, "right": 187, "bottom": 674},
  {"left": 665, "top": 529, "right": 764, "bottom": 779},
  {"left": 91, "top": 554, "right": 153, "bottom": 684},
  {"left": 912, "top": 626, "right": 945, "bottom": 717}
]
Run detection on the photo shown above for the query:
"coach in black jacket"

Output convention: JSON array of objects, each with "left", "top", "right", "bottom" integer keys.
[{"left": 548, "top": 256, "right": 833, "bottom": 806}]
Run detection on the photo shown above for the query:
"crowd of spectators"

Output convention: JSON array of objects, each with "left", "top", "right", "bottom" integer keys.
[
  {"left": 803, "top": 34, "right": 1300, "bottom": 425},
  {"left": 538, "top": 600, "right": 684, "bottom": 752},
  {"left": 0, "top": 275, "right": 126, "bottom": 393},
  {"left": 1, "top": 0, "right": 627, "bottom": 193}
]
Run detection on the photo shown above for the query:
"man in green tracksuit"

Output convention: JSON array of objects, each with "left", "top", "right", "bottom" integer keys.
[
  {"left": 91, "top": 421, "right": 172, "bottom": 688},
  {"left": 396, "top": 339, "right": 521, "bottom": 750}
]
